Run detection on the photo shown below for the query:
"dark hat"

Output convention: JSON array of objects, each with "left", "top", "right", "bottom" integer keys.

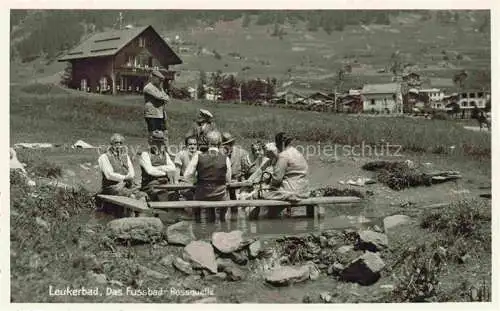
[
  {"left": 150, "top": 130, "right": 166, "bottom": 142},
  {"left": 152, "top": 70, "right": 165, "bottom": 80},
  {"left": 221, "top": 132, "right": 235, "bottom": 145}
]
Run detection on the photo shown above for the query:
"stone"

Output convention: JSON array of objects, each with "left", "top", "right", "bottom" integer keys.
[
  {"left": 320, "top": 292, "right": 332, "bottom": 303},
  {"left": 216, "top": 258, "right": 234, "bottom": 271},
  {"left": 86, "top": 271, "right": 107, "bottom": 285},
  {"left": 337, "top": 245, "right": 354, "bottom": 254},
  {"left": 230, "top": 250, "right": 248, "bottom": 265},
  {"left": 459, "top": 254, "right": 471, "bottom": 264},
  {"left": 160, "top": 255, "right": 174, "bottom": 267},
  {"left": 383, "top": 215, "right": 411, "bottom": 232},
  {"left": 341, "top": 252, "right": 385, "bottom": 286},
  {"left": 264, "top": 266, "right": 310, "bottom": 286},
  {"left": 319, "top": 236, "right": 328, "bottom": 248},
  {"left": 212, "top": 230, "right": 243, "bottom": 254},
  {"left": 138, "top": 265, "right": 169, "bottom": 279},
  {"left": 302, "top": 295, "right": 313, "bottom": 303},
  {"left": 35, "top": 217, "right": 50, "bottom": 231},
  {"left": 358, "top": 231, "right": 389, "bottom": 252},
  {"left": 224, "top": 265, "right": 244, "bottom": 281},
  {"left": 306, "top": 262, "right": 320, "bottom": 281},
  {"left": 184, "top": 241, "right": 218, "bottom": 274},
  {"left": 327, "top": 262, "right": 345, "bottom": 275},
  {"left": 327, "top": 237, "right": 340, "bottom": 247},
  {"left": 173, "top": 257, "right": 194, "bottom": 275},
  {"left": 166, "top": 221, "right": 196, "bottom": 246},
  {"left": 193, "top": 297, "right": 217, "bottom": 303},
  {"left": 107, "top": 217, "right": 163, "bottom": 243},
  {"left": 204, "top": 272, "right": 227, "bottom": 281},
  {"left": 373, "top": 225, "right": 384, "bottom": 233},
  {"left": 248, "top": 240, "right": 262, "bottom": 258}
]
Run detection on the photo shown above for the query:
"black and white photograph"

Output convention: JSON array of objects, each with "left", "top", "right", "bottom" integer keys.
[{"left": 6, "top": 3, "right": 496, "bottom": 306}]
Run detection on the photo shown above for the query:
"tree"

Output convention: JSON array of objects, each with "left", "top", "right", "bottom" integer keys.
[
  {"left": 453, "top": 70, "right": 468, "bottom": 91},
  {"left": 197, "top": 70, "right": 207, "bottom": 100},
  {"left": 60, "top": 63, "right": 73, "bottom": 87}
]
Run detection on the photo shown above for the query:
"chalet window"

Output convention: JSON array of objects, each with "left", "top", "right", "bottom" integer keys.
[
  {"left": 469, "top": 93, "right": 476, "bottom": 98},
  {"left": 461, "top": 93, "right": 468, "bottom": 99},
  {"left": 80, "top": 79, "right": 87, "bottom": 91},
  {"left": 100, "top": 77, "right": 108, "bottom": 90},
  {"left": 370, "top": 99, "right": 376, "bottom": 105},
  {"left": 139, "top": 37, "right": 146, "bottom": 47},
  {"left": 478, "top": 92, "right": 484, "bottom": 98}
]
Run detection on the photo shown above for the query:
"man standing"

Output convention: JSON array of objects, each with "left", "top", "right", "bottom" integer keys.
[
  {"left": 184, "top": 131, "right": 232, "bottom": 222},
  {"left": 221, "top": 132, "right": 251, "bottom": 219},
  {"left": 144, "top": 70, "right": 169, "bottom": 137},
  {"left": 98, "top": 133, "right": 142, "bottom": 198},
  {"left": 185, "top": 109, "right": 217, "bottom": 152},
  {"left": 139, "top": 130, "right": 177, "bottom": 201}
]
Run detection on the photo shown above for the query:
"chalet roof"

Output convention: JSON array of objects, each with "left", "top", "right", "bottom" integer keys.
[
  {"left": 361, "top": 83, "right": 400, "bottom": 94},
  {"left": 58, "top": 25, "right": 182, "bottom": 64}
]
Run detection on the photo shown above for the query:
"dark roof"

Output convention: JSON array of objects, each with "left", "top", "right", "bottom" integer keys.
[{"left": 58, "top": 25, "right": 182, "bottom": 64}]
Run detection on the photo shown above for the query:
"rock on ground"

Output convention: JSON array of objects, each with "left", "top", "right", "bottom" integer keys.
[
  {"left": 86, "top": 271, "right": 107, "bottom": 285},
  {"left": 166, "top": 221, "right": 196, "bottom": 246},
  {"left": 341, "top": 252, "right": 385, "bottom": 286},
  {"left": 265, "top": 266, "right": 311, "bottom": 286},
  {"left": 212, "top": 230, "right": 243, "bottom": 254},
  {"left": 358, "top": 231, "right": 389, "bottom": 252},
  {"left": 173, "top": 257, "right": 194, "bottom": 275},
  {"left": 383, "top": 215, "right": 411, "bottom": 232},
  {"left": 107, "top": 217, "right": 163, "bottom": 243},
  {"left": 184, "top": 241, "right": 218, "bottom": 274},
  {"left": 249, "top": 240, "right": 262, "bottom": 258}
]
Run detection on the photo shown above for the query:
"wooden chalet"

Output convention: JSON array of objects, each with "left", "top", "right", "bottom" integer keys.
[{"left": 58, "top": 25, "right": 182, "bottom": 95}]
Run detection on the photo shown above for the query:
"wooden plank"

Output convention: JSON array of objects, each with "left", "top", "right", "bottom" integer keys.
[
  {"left": 155, "top": 181, "right": 254, "bottom": 190},
  {"left": 97, "top": 195, "right": 152, "bottom": 213},
  {"left": 149, "top": 196, "right": 361, "bottom": 210}
]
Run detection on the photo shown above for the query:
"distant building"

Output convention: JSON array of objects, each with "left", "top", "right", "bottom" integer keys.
[
  {"left": 457, "top": 90, "right": 489, "bottom": 110},
  {"left": 305, "top": 92, "right": 333, "bottom": 105},
  {"left": 58, "top": 25, "right": 182, "bottom": 95},
  {"left": 361, "top": 83, "right": 402, "bottom": 113}
]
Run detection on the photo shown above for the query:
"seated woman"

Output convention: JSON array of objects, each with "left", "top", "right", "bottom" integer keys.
[
  {"left": 246, "top": 141, "right": 266, "bottom": 179},
  {"left": 243, "top": 133, "right": 310, "bottom": 218}
]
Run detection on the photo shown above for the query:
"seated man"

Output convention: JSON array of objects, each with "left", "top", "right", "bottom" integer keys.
[
  {"left": 221, "top": 132, "right": 251, "bottom": 219},
  {"left": 139, "top": 130, "right": 177, "bottom": 201},
  {"left": 98, "top": 133, "right": 143, "bottom": 198},
  {"left": 184, "top": 130, "right": 232, "bottom": 222},
  {"left": 175, "top": 136, "right": 200, "bottom": 180},
  {"left": 174, "top": 136, "right": 200, "bottom": 201}
]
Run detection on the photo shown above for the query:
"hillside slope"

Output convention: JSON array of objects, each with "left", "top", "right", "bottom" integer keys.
[{"left": 10, "top": 10, "right": 491, "bottom": 91}]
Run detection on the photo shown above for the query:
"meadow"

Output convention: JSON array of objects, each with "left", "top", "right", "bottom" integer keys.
[{"left": 10, "top": 83, "right": 490, "bottom": 160}]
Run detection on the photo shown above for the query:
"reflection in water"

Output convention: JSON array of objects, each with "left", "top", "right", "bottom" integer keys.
[{"left": 88, "top": 202, "right": 377, "bottom": 240}]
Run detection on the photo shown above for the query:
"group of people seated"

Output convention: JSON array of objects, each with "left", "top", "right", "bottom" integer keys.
[{"left": 98, "top": 70, "right": 310, "bottom": 221}]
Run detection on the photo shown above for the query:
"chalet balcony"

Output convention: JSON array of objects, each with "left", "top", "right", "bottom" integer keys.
[{"left": 117, "top": 63, "right": 175, "bottom": 80}]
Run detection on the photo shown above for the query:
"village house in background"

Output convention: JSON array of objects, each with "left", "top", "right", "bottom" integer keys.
[
  {"left": 58, "top": 25, "right": 182, "bottom": 94},
  {"left": 361, "top": 83, "right": 403, "bottom": 113}
]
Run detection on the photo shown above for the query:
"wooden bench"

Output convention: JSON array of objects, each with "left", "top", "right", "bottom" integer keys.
[{"left": 97, "top": 194, "right": 362, "bottom": 219}]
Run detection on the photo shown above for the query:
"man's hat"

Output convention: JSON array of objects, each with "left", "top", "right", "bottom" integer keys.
[
  {"left": 152, "top": 70, "right": 165, "bottom": 80},
  {"left": 150, "top": 130, "right": 166, "bottom": 142},
  {"left": 221, "top": 132, "right": 235, "bottom": 145},
  {"left": 198, "top": 109, "right": 214, "bottom": 121}
]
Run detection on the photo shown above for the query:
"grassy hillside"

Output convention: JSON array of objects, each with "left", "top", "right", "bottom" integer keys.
[
  {"left": 10, "top": 10, "right": 491, "bottom": 92},
  {"left": 10, "top": 83, "right": 490, "bottom": 161}
]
